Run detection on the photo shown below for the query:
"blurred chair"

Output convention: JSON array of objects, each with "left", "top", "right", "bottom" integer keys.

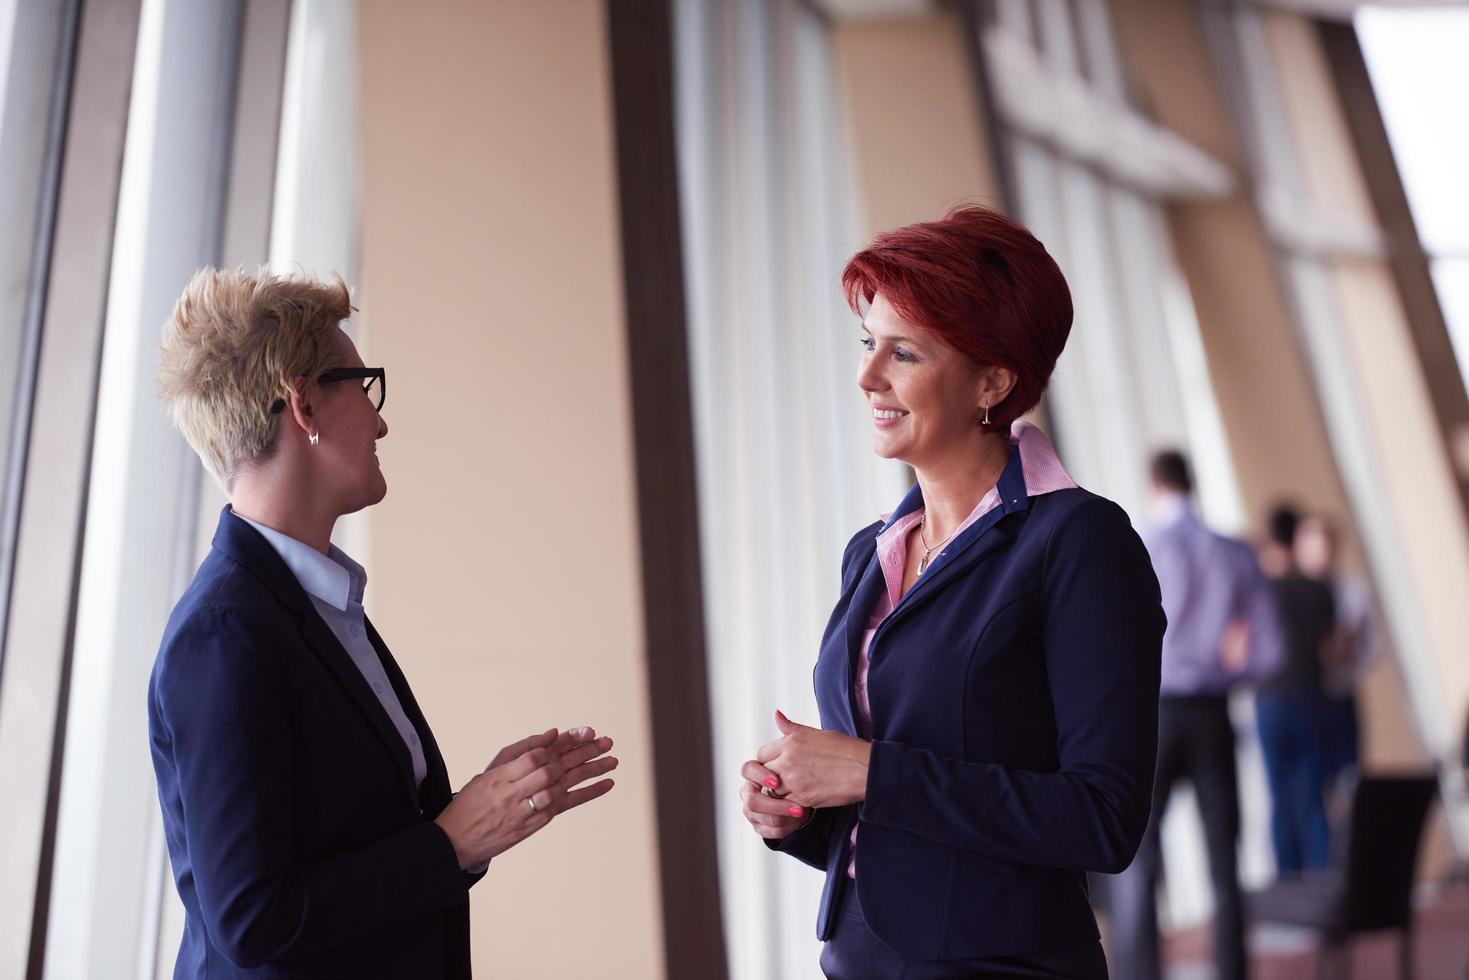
[{"left": 1247, "top": 773, "right": 1438, "bottom": 980}]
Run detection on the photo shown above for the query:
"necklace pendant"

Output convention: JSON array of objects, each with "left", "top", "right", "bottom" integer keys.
[{"left": 917, "top": 554, "right": 930, "bottom": 576}]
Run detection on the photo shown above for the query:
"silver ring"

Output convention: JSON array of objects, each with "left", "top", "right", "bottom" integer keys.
[{"left": 526, "top": 797, "right": 539, "bottom": 814}]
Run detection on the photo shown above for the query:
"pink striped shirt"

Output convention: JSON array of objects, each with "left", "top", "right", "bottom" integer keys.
[{"left": 847, "top": 420, "right": 1077, "bottom": 877}]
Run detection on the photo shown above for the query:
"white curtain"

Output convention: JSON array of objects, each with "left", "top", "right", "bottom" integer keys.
[{"left": 673, "top": 2, "right": 907, "bottom": 977}]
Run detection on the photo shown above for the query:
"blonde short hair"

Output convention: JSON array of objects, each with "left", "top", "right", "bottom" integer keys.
[{"left": 158, "top": 268, "right": 350, "bottom": 487}]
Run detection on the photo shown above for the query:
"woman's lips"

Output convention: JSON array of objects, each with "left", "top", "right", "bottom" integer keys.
[{"left": 871, "top": 405, "right": 909, "bottom": 429}]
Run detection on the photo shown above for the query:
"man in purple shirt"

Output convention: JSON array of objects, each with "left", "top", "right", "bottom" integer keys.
[{"left": 1110, "top": 450, "right": 1282, "bottom": 980}]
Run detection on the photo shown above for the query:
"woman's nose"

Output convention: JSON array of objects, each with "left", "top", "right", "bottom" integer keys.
[
  {"left": 856, "top": 355, "right": 885, "bottom": 393},
  {"left": 377, "top": 414, "right": 389, "bottom": 438}
]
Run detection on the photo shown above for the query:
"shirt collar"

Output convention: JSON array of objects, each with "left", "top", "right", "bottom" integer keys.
[
  {"left": 877, "top": 419, "right": 1076, "bottom": 533},
  {"left": 1148, "top": 492, "right": 1195, "bottom": 530},
  {"left": 236, "top": 514, "right": 364, "bottom": 612}
]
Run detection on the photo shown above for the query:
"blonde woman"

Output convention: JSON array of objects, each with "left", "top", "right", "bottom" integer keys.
[{"left": 148, "top": 269, "right": 617, "bottom": 979}]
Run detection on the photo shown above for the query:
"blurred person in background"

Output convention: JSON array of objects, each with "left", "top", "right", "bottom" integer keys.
[
  {"left": 148, "top": 269, "right": 618, "bottom": 979},
  {"left": 1256, "top": 500, "right": 1335, "bottom": 876},
  {"left": 1110, "top": 450, "right": 1282, "bottom": 980},
  {"left": 1294, "top": 513, "right": 1375, "bottom": 794},
  {"left": 737, "top": 206, "right": 1165, "bottom": 979},
  {"left": 1258, "top": 503, "right": 1300, "bottom": 580}
]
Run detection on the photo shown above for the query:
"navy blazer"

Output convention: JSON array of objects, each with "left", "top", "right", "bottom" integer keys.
[
  {"left": 148, "top": 508, "right": 481, "bottom": 979},
  {"left": 772, "top": 451, "right": 1164, "bottom": 960}
]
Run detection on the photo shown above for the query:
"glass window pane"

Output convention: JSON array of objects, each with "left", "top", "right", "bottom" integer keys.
[{"left": 1357, "top": 8, "right": 1469, "bottom": 255}]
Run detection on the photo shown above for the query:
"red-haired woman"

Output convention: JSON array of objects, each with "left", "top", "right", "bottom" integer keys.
[{"left": 739, "top": 206, "right": 1164, "bottom": 977}]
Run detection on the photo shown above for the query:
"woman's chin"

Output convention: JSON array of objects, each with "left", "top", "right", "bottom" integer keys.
[
  {"left": 343, "top": 476, "right": 388, "bottom": 515},
  {"left": 870, "top": 434, "right": 909, "bottom": 462}
]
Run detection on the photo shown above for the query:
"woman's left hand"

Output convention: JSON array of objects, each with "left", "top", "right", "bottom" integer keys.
[
  {"left": 757, "top": 710, "right": 871, "bottom": 809},
  {"left": 484, "top": 726, "right": 618, "bottom": 817}
]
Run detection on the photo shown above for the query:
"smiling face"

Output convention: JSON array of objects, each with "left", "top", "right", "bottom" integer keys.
[
  {"left": 311, "top": 329, "right": 389, "bottom": 516},
  {"left": 856, "top": 292, "right": 1013, "bottom": 470}
]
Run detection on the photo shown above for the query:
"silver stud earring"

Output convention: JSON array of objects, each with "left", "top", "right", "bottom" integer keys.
[{"left": 309, "top": 430, "right": 320, "bottom": 446}]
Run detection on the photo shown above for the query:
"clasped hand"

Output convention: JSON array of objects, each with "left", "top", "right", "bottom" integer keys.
[
  {"left": 436, "top": 726, "right": 618, "bottom": 870},
  {"left": 740, "top": 710, "right": 870, "bottom": 840}
]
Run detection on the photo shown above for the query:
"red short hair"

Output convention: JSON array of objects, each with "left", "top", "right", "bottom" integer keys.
[{"left": 842, "top": 205, "right": 1072, "bottom": 431}]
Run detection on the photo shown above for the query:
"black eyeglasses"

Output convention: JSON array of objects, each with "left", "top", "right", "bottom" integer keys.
[{"left": 270, "top": 367, "right": 386, "bottom": 414}]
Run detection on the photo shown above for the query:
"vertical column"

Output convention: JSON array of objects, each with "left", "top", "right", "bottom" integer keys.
[{"left": 607, "top": 2, "right": 726, "bottom": 977}]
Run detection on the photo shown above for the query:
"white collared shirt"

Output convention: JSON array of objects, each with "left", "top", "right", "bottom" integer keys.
[{"left": 240, "top": 516, "right": 429, "bottom": 788}]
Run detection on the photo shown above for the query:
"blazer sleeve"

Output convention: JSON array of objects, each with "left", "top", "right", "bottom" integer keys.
[
  {"left": 763, "top": 805, "right": 841, "bottom": 870},
  {"left": 860, "top": 496, "right": 1164, "bottom": 874},
  {"left": 152, "top": 606, "right": 471, "bottom": 969}
]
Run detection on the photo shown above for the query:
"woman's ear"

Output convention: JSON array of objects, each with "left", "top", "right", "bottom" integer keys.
[
  {"left": 285, "top": 381, "right": 316, "bottom": 441},
  {"left": 976, "top": 364, "right": 1017, "bottom": 410}
]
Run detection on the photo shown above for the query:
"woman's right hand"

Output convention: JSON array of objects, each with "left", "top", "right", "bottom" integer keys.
[
  {"left": 436, "top": 747, "right": 563, "bottom": 869},
  {"left": 740, "top": 759, "right": 810, "bottom": 840}
]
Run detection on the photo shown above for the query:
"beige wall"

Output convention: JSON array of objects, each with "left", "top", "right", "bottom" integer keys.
[
  {"left": 831, "top": 11, "right": 1002, "bottom": 241},
  {"left": 357, "top": 2, "right": 664, "bottom": 977}
]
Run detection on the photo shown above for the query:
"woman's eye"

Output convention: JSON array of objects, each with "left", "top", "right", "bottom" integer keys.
[
  {"left": 859, "top": 336, "right": 875, "bottom": 352},
  {"left": 893, "top": 348, "right": 916, "bottom": 363}
]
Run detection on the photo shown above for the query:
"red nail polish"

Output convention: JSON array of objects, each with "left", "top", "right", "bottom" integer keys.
[
  {"left": 764, "top": 777, "right": 779, "bottom": 789},
  {"left": 787, "top": 806, "right": 803, "bottom": 817}
]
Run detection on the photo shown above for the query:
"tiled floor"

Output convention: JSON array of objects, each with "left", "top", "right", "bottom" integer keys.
[{"left": 1153, "top": 883, "right": 1469, "bottom": 980}]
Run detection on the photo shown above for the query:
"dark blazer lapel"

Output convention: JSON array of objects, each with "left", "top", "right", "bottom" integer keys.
[
  {"left": 296, "top": 607, "right": 421, "bottom": 805},
  {"left": 892, "top": 519, "right": 1018, "bottom": 623},
  {"left": 211, "top": 507, "right": 421, "bottom": 805},
  {"left": 367, "top": 617, "right": 453, "bottom": 811},
  {"left": 845, "top": 548, "right": 886, "bottom": 669},
  {"left": 837, "top": 546, "right": 885, "bottom": 735}
]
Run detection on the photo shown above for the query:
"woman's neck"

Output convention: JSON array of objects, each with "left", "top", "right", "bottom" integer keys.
[
  {"left": 229, "top": 466, "right": 337, "bottom": 555},
  {"left": 913, "top": 432, "right": 1011, "bottom": 542}
]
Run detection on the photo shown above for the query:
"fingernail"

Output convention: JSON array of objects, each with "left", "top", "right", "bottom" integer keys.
[
  {"left": 787, "top": 806, "right": 804, "bottom": 817},
  {"left": 764, "top": 777, "right": 779, "bottom": 789}
]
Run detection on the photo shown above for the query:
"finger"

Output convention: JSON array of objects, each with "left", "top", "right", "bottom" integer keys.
[
  {"left": 745, "top": 810, "right": 797, "bottom": 831},
  {"left": 741, "top": 760, "right": 781, "bottom": 790},
  {"left": 501, "top": 728, "right": 558, "bottom": 762},
  {"left": 528, "top": 786, "right": 557, "bottom": 814},
  {"left": 501, "top": 746, "right": 551, "bottom": 782},
  {"left": 755, "top": 738, "right": 784, "bottom": 765},
  {"left": 563, "top": 756, "right": 618, "bottom": 788},
  {"left": 755, "top": 798, "right": 807, "bottom": 820},
  {"left": 744, "top": 787, "right": 804, "bottom": 817},
  {"left": 550, "top": 726, "right": 596, "bottom": 754},
  {"left": 774, "top": 709, "right": 804, "bottom": 736},
  {"left": 753, "top": 819, "right": 801, "bottom": 840},
  {"left": 560, "top": 736, "right": 613, "bottom": 769},
  {"left": 512, "top": 758, "right": 565, "bottom": 796},
  {"left": 558, "top": 778, "right": 615, "bottom": 813}
]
